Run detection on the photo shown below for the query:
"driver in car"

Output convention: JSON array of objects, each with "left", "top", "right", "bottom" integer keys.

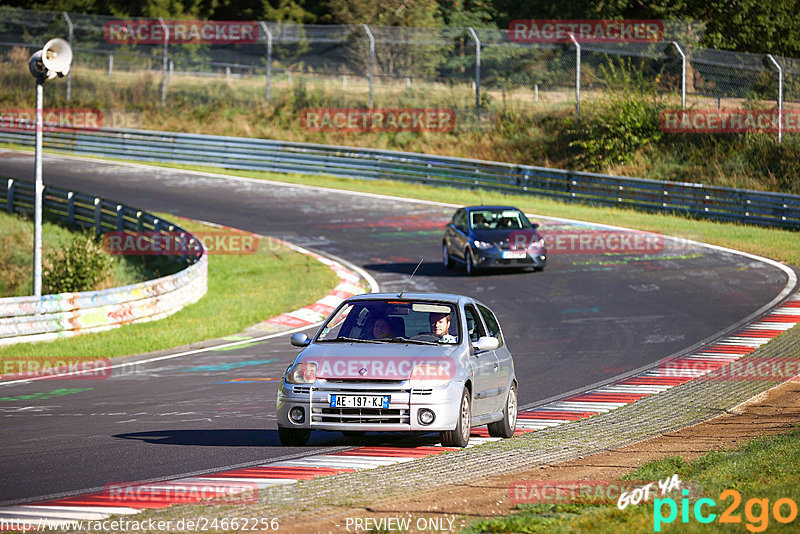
[
  {"left": 429, "top": 312, "right": 457, "bottom": 343},
  {"left": 372, "top": 317, "right": 394, "bottom": 339}
]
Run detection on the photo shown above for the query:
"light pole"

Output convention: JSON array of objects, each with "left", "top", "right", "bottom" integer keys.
[
  {"left": 764, "top": 54, "right": 783, "bottom": 144},
  {"left": 28, "top": 38, "right": 73, "bottom": 297},
  {"left": 568, "top": 33, "right": 580, "bottom": 118}
]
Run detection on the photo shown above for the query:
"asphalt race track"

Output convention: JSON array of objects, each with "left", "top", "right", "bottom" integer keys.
[{"left": 0, "top": 150, "right": 793, "bottom": 504}]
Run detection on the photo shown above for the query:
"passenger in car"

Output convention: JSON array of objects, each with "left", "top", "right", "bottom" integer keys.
[
  {"left": 429, "top": 312, "right": 457, "bottom": 343},
  {"left": 372, "top": 317, "right": 394, "bottom": 339}
]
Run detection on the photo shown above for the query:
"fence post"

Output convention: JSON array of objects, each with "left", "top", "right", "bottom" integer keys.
[
  {"left": 568, "top": 33, "right": 580, "bottom": 118},
  {"left": 467, "top": 27, "right": 481, "bottom": 111},
  {"left": 94, "top": 197, "right": 102, "bottom": 234},
  {"left": 116, "top": 204, "right": 124, "bottom": 231},
  {"left": 363, "top": 24, "right": 375, "bottom": 109},
  {"left": 668, "top": 42, "right": 686, "bottom": 110},
  {"left": 158, "top": 17, "right": 169, "bottom": 107},
  {"left": 764, "top": 54, "right": 783, "bottom": 144},
  {"left": 6, "top": 179, "right": 14, "bottom": 214},
  {"left": 108, "top": 53, "right": 113, "bottom": 77},
  {"left": 63, "top": 12, "right": 73, "bottom": 102},
  {"left": 67, "top": 191, "right": 75, "bottom": 227},
  {"left": 259, "top": 22, "right": 273, "bottom": 102}
]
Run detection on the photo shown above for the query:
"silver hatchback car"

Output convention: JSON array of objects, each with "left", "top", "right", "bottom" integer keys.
[{"left": 276, "top": 293, "right": 518, "bottom": 447}]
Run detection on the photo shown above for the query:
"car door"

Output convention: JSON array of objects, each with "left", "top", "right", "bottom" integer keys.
[
  {"left": 463, "top": 304, "right": 499, "bottom": 417},
  {"left": 450, "top": 209, "right": 470, "bottom": 262},
  {"left": 444, "top": 210, "right": 459, "bottom": 259},
  {"left": 477, "top": 303, "right": 513, "bottom": 414}
]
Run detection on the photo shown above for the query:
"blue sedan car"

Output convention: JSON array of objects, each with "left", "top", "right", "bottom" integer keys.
[{"left": 443, "top": 206, "right": 547, "bottom": 275}]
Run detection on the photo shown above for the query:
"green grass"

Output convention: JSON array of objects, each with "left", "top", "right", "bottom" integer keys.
[
  {"left": 0, "top": 216, "right": 340, "bottom": 362},
  {"left": 463, "top": 426, "right": 800, "bottom": 533},
  {"left": 0, "top": 210, "right": 149, "bottom": 297}
]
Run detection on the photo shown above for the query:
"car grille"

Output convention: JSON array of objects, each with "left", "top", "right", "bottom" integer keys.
[
  {"left": 310, "top": 386, "right": 411, "bottom": 425},
  {"left": 495, "top": 258, "right": 533, "bottom": 265},
  {"left": 312, "top": 407, "right": 410, "bottom": 424}
]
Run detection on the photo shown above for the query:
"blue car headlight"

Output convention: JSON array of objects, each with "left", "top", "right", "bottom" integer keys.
[{"left": 473, "top": 240, "right": 493, "bottom": 250}]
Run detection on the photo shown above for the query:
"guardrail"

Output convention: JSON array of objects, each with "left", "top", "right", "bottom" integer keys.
[
  {"left": 0, "top": 126, "right": 798, "bottom": 229},
  {"left": 0, "top": 178, "right": 207, "bottom": 346}
]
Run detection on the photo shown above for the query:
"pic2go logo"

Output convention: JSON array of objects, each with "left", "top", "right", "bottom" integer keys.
[{"left": 654, "top": 489, "right": 799, "bottom": 532}]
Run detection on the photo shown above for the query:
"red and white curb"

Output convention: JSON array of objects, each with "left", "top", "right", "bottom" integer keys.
[
  {"left": 3, "top": 293, "right": 797, "bottom": 528},
  {"left": 262, "top": 240, "right": 368, "bottom": 330},
  {"left": 516, "top": 292, "right": 800, "bottom": 430},
  {"left": 168, "top": 220, "right": 372, "bottom": 331}
]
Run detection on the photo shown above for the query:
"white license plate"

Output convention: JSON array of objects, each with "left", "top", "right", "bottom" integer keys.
[
  {"left": 329, "top": 395, "right": 390, "bottom": 409},
  {"left": 502, "top": 251, "right": 527, "bottom": 259}
]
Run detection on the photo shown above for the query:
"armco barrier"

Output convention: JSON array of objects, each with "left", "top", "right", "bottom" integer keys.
[
  {"left": 0, "top": 178, "right": 207, "bottom": 346},
  {"left": 1, "top": 126, "right": 799, "bottom": 229}
]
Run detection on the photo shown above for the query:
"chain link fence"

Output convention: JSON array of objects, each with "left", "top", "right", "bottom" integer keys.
[{"left": 0, "top": 7, "right": 796, "bottom": 139}]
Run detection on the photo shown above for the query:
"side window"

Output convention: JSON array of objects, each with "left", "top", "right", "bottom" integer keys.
[
  {"left": 464, "top": 305, "right": 486, "bottom": 343},
  {"left": 455, "top": 210, "right": 467, "bottom": 232},
  {"left": 477, "top": 304, "right": 504, "bottom": 347}
]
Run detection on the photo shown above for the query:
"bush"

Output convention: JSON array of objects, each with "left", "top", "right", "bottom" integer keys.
[
  {"left": 566, "top": 92, "right": 666, "bottom": 172},
  {"left": 43, "top": 232, "right": 114, "bottom": 294}
]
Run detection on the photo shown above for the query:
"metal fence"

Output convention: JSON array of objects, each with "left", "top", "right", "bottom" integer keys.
[
  {"left": 0, "top": 6, "right": 797, "bottom": 124},
  {"left": 0, "top": 178, "right": 208, "bottom": 345},
  {"left": 0, "top": 126, "right": 797, "bottom": 229}
]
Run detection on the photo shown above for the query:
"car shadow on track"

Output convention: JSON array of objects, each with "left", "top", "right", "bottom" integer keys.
[
  {"left": 113, "top": 429, "right": 442, "bottom": 448},
  {"left": 364, "top": 261, "right": 530, "bottom": 277},
  {"left": 113, "top": 429, "right": 284, "bottom": 446}
]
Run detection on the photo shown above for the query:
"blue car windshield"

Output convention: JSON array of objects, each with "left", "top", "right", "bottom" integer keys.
[
  {"left": 469, "top": 209, "right": 532, "bottom": 230},
  {"left": 316, "top": 300, "right": 460, "bottom": 344}
]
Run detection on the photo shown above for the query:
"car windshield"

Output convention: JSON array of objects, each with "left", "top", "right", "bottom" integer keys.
[
  {"left": 469, "top": 208, "right": 532, "bottom": 230},
  {"left": 316, "top": 300, "right": 460, "bottom": 345}
]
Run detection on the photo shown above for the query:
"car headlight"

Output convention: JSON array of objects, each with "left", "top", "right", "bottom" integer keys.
[
  {"left": 285, "top": 362, "right": 317, "bottom": 384},
  {"left": 473, "top": 240, "right": 493, "bottom": 250},
  {"left": 527, "top": 238, "right": 545, "bottom": 250},
  {"left": 410, "top": 364, "right": 451, "bottom": 388}
]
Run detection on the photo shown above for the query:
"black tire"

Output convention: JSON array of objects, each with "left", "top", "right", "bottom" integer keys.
[
  {"left": 278, "top": 426, "right": 311, "bottom": 446},
  {"left": 441, "top": 387, "right": 471, "bottom": 447},
  {"left": 442, "top": 243, "right": 453, "bottom": 270},
  {"left": 488, "top": 382, "right": 518, "bottom": 438},
  {"left": 465, "top": 248, "right": 475, "bottom": 276}
]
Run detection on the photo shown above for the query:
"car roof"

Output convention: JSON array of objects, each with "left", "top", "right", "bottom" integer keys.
[
  {"left": 464, "top": 205, "right": 521, "bottom": 212},
  {"left": 345, "top": 292, "right": 470, "bottom": 305}
]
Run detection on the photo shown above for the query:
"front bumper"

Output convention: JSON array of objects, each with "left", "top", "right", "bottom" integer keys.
[
  {"left": 473, "top": 248, "right": 547, "bottom": 270},
  {"left": 276, "top": 379, "right": 464, "bottom": 432}
]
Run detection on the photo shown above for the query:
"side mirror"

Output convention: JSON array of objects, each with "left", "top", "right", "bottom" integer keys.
[
  {"left": 290, "top": 333, "right": 310, "bottom": 347},
  {"left": 472, "top": 336, "right": 499, "bottom": 352}
]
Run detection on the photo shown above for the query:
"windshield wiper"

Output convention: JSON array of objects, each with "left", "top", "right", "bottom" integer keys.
[
  {"left": 320, "top": 336, "right": 389, "bottom": 344},
  {"left": 386, "top": 336, "right": 440, "bottom": 346}
]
